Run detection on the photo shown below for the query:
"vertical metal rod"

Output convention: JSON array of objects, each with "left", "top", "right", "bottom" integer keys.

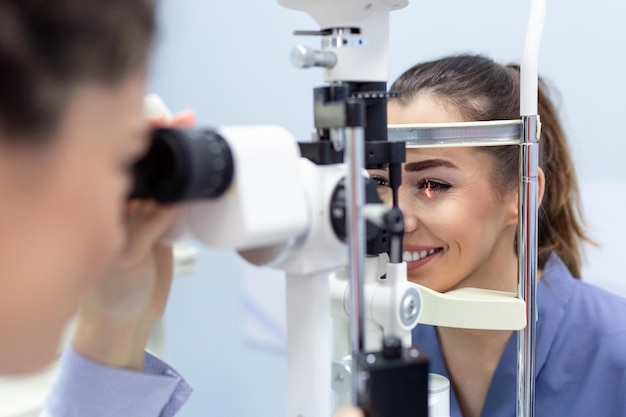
[
  {"left": 517, "top": 115, "right": 540, "bottom": 417},
  {"left": 345, "top": 125, "right": 366, "bottom": 404}
]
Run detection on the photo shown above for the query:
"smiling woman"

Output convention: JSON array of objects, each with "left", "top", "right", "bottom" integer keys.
[
  {"left": 378, "top": 55, "right": 626, "bottom": 417},
  {"left": 372, "top": 144, "right": 520, "bottom": 293}
]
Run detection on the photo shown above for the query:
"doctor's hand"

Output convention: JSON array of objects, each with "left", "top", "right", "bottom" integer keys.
[
  {"left": 334, "top": 406, "right": 364, "bottom": 417},
  {"left": 72, "top": 110, "right": 195, "bottom": 371}
]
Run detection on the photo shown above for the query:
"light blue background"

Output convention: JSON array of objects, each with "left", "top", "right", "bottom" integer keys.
[{"left": 150, "top": 1, "right": 626, "bottom": 416}]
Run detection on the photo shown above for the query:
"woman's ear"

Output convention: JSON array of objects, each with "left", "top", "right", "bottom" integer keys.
[
  {"left": 507, "top": 167, "right": 546, "bottom": 226},
  {"left": 538, "top": 167, "right": 546, "bottom": 207},
  {"left": 506, "top": 190, "right": 519, "bottom": 226}
]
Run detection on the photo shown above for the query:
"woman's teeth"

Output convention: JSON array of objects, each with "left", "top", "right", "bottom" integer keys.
[{"left": 402, "top": 249, "right": 437, "bottom": 262}]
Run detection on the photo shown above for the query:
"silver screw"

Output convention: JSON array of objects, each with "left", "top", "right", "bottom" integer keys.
[
  {"left": 290, "top": 45, "right": 337, "bottom": 69},
  {"left": 399, "top": 288, "right": 421, "bottom": 327}
]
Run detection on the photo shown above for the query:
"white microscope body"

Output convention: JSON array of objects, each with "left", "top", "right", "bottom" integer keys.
[
  {"left": 154, "top": 1, "right": 416, "bottom": 416},
  {"left": 145, "top": 0, "right": 543, "bottom": 415}
]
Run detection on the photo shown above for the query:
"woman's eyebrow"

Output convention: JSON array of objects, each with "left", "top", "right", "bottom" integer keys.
[{"left": 404, "top": 159, "right": 458, "bottom": 172}]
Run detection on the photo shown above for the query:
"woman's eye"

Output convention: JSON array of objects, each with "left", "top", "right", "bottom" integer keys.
[
  {"left": 417, "top": 179, "right": 450, "bottom": 198},
  {"left": 370, "top": 175, "right": 390, "bottom": 188},
  {"left": 370, "top": 174, "right": 392, "bottom": 204}
]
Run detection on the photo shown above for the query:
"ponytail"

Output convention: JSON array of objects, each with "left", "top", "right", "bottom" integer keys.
[{"left": 523, "top": 67, "right": 595, "bottom": 277}]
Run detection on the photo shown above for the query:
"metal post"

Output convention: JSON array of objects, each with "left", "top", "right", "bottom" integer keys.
[
  {"left": 344, "top": 125, "right": 367, "bottom": 404},
  {"left": 517, "top": 114, "right": 540, "bottom": 417}
]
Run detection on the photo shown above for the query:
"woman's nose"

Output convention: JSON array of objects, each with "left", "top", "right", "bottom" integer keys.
[
  {"left": 403, "top": 212, "right": 419, "bottom": 233},
  {"left": 397, "top": 186, "right": 419, "bottom": 234}
]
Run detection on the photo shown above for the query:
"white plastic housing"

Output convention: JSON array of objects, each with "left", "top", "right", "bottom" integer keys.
[
  {"left": 280, "top": 0, "right": 408, "bottom": 82},
  {"left": 280, "top": 0, "right": 407, "bottom": 26},
  {"left": 285, "top": 271, "right": 332, "bottom": 417},
  {"left": 238, "top": 160, "right": 349, "bottom": 417},
  {"left": 177, "top": 126, "right": 309, "bottom": 251},
  {"left": 520, "top": 0, "right": 546, "bottom": 116},
  {"left": 414, "top": 283, "right": 526, "bottom": 330},
  {"left": 330, "top": 256, "right": 417, "bottom": 350},
  {"left": 329, "top": 256, "right": 420, "bottom": 410},
  {"left": 240, "top": 162, "right": 346, "bottom": 271},
  {"left": 429, "top": 373, "right": 451, "bottom": 417}
]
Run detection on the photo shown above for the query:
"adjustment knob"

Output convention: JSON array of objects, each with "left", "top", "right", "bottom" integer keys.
[{"left": 290, "top": 45, "right": 337, "bottom": 69}]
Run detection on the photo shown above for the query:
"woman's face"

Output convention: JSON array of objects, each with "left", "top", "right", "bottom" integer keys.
[
  {"left": 0, "top": 72, "right": 149, "bottom": 374},
  {"left": 373, "top": 96, "right": 519, "bottom": 293}
]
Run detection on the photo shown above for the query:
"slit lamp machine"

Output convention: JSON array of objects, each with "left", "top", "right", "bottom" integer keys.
[{"left": 133, "top": 0, "right": 547, "bottom": 416}]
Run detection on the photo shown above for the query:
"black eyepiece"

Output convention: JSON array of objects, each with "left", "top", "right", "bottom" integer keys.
[{"left": 130, "top": 128, "right": 234, "bottom": 203}]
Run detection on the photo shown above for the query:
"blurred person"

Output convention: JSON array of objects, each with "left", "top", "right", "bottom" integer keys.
[{"left": 0, "top": 0, "right": 191, "bottom": 415}]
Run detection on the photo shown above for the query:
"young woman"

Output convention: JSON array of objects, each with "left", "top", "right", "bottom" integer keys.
[{"left": 371, "top": 55, "right": 626, "bottom": 417}]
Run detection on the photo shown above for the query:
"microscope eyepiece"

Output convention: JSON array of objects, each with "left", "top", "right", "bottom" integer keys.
[{"left": 130, "top": 128, "right": 234, "bottom": 203}]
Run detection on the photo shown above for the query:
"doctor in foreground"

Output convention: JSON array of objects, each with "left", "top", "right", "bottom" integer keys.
[{"left": 0, "top": 0, "right": 194, "bottom": 414}]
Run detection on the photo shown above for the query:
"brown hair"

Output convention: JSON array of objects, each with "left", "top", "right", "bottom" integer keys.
[
  {"left": 0, "top": 0, "right": 156, "bottom": 142},
  {"left": 390, "top": 54, "right": 593, "bottom": 277}
]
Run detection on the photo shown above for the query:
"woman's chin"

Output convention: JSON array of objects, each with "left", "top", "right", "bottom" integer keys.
[{"left": 407, "top": 272, "right": 452, "bottom": 293}]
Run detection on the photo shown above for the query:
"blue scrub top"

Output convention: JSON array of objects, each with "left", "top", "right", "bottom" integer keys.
[{"left": 413, "top": 253, "right": 626, "bottom": 417}]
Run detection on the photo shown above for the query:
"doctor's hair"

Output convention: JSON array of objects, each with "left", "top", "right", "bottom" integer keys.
[
  {"left": 390, "top": 54, "right": 593, "bottom": 278},
  {"left": 0, "top": 0, "right": 155, "bottom": 142}
]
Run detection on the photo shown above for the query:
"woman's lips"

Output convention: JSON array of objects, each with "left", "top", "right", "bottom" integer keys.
[{"left": 402, "top": 246, "right": 442, "bottom": 270}]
